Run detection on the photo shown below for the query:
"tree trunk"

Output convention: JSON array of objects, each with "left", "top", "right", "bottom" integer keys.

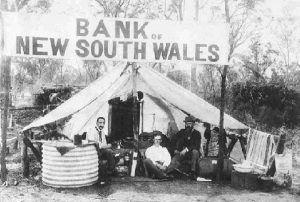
[
  {"left": 216, "top": 65, "right": 228, "bottom": 181},
  {"left": 190, "top": 0, "right": 199, "bottom": 94},
  {"left": 216, "top": 0, "right": 231, "bottom": 182},
  {"left": 194, "top": 0, "right": 199, "bottom": 21},
  {"left": 178, "top": 0, "right": 184, "bottom": 21},
  {"left": 22, "top": 135, "right": 29, "bottom": 178},
  {"left": 1, "top": 1, "right": 14, "bottom": 181},
  {"left": 191, "top": 66, "right": 198, "bottom": 93},
  {"left": 1, "top": 56, "right": 11, "bottom": 183}
]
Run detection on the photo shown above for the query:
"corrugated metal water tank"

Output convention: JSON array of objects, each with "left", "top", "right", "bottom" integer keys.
[{"left": 42, "top": 141, "right": 98, "bottom": 188}]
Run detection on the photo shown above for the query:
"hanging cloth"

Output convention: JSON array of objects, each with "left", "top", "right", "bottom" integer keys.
[{"left": 246, "top": 129, "right": 275, "bottom": 168}]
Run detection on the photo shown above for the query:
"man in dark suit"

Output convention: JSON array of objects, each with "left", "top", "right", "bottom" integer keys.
[{"left": 167, "top": 116, "right": 201, "bottom": 180}]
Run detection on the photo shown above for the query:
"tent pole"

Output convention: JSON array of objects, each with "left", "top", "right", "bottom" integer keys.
[
  {"left": 141, "top": 100, "right": 144, "bottom": 134},
  {"left": 131, "top": 63, "right": 139, "bottom": 148}
]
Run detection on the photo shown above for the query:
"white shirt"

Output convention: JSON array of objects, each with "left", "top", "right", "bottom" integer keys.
[
  {"left": 145, "top": 145, "right": 171, "bottom": 167},
  {"left": 88, "top": 126, "right": 108, "bottom": 148},
  {"left": 194, "top": 122, "right": 205, "bottom": 154}
]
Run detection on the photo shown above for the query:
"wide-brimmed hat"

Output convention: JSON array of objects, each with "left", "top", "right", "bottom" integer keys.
[{"left": 183, "top": 116, "right": 196, "bottom": 123}]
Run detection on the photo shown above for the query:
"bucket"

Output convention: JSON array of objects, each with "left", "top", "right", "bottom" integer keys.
[
  {"left": 258, "top": 176, "right": 275, "bottom": 192},
  {"left": 42, "top": 141, "right": 98, "bottom": 188}
]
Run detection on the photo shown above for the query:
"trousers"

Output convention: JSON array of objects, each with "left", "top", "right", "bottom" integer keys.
[
  {"left": 167, "top": 149, "right": 199, "bottom": 173},
  {"left": 143, "top": 158, "right": 166, "bottom": 179},
  {"left": 205, "top": 139, "right": 210, "bottom": 157},
  {"left": 99, "top": 148, "right": 115, "bottom": 172}
]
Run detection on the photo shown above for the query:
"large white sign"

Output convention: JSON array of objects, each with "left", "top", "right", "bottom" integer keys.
[{"left": 2, "top": 12, "right": 229, "bottom": 64}]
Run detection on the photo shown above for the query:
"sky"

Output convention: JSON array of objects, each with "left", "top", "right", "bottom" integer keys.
[
  {"left": 264, "top": 0, "right": 300, "bottom": 17},
  {"left": 5, "top": 0, "right": 299, "bottom": 21},
  {"left": 176, "top": 0, "right": 300, "bottom": 72}
]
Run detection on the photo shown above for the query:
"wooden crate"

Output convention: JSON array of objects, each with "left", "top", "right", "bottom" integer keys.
[{"left": 231, "top": 171, "right": 260, "bottom": 190}]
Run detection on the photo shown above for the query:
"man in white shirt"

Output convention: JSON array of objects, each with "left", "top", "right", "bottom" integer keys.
[
  {"left": 194, "top": 119, "right": 206, "bottom": 157},
  {"left": 88, "top": 117, "right": 115, "bottom": 175},
  {"left": 143, "top": 134, "right": 171, "bottom": 179}
]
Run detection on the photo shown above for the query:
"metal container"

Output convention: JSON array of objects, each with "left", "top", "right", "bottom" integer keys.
[
  {"left": 42, "top": 141, "right": 98, "bottom": 188},
  {"left": 73, "top": 134, "right": 82, "bottom": 145}
]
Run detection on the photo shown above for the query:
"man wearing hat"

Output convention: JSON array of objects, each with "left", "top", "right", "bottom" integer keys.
[{"left": 167, "top": 116, "right": 201, "bottom": 180}]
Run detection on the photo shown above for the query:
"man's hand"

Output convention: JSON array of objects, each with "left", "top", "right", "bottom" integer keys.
[
  {"left": 156, "top": 161, "right": 163, "bottom": 165},
  {"left": 179, "top": 150, "right": 186, "bottom": 156},
  {"left": 156, "top": 163, "right": 167, "bottom": 171},
  {"left": 180, "top": 148, "right": 188, "bottom": 156},
  {"left": 100, "top": 143, "right": 112, "bottom": 149}
]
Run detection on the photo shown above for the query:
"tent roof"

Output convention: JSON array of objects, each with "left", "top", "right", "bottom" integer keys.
[
  {"left": 23, "top": 63, "right": 127, "bottom": 131},
  {"left": 137, "top": 67, "right": 247, "bottom": 129},
  {"left": 23, "top": 64, "right": 248, "bottom": 131}
]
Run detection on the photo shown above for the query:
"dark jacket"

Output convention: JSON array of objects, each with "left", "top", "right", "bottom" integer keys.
[
  {"left": 204, "top": 128, "right": 211, "bottom": 140},
  {"left": 174, "top": 128, "right": 201, "bottom": 152},
  {"left": 217, "top": 129, "right": 228, "bottom": 145}
]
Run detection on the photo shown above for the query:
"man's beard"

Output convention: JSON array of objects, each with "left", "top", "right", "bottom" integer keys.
[
  {"left": 97, "top": 126, "right": 104, "bottom": 130},
  {"left": 185, "top": 126, "right": 192, "bottom": 133}
]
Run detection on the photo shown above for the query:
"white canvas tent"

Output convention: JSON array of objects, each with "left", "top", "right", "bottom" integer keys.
[{"left": 23, "top": 64, "right": 248, "bottom": 139}]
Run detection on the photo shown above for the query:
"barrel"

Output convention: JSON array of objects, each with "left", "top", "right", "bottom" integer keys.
[
  {"left": 198, "top": 157, "right": 234, "bottom": 179},
  {"left": 198, "top": 157, "right": 218, "bottom": 178},
  {"left": 42, "top": 141, "right": 98, "bottom": 188}
]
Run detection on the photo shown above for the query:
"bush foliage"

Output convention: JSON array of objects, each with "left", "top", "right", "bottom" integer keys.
[{"left": 231, "top": 81, "right": 300, "bottom": 128}]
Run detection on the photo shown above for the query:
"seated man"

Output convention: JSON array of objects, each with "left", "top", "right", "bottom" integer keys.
[
  {"left": 143, "top": 134, "right": 171, "bottom": 179},
  {"left": 88, "top": 117, "right": 115, "bottom": 175},
  {"left": 167, "top": 116, "right": 201, "bottom": 180}
]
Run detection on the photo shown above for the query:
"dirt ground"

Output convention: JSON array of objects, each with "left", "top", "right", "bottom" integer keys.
[
  {"left": 1, "top": 150, "right": 300, "bottom": 202},
  {"left": 0, "top": 142, "right": 299, "bottom": 202},
  {"left": 1, "top": 121, "right": 300, "bottom": 202},
  {"left": 0, "top": 176, "right": 300, "bottom": 202}
]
